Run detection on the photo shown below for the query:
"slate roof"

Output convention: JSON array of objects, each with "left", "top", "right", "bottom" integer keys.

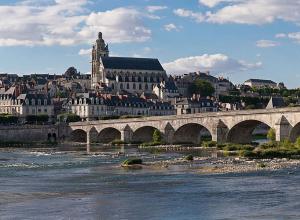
[
  {"left": 101, "top": 57, "right": 165, "bottom": 71},
  {"left": 266, "top": 97, "right": 285, "bottom": 109}
]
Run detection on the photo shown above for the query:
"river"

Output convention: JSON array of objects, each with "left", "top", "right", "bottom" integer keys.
[{"left": 0, "top": 146, "right": 299, "bottom": 220}]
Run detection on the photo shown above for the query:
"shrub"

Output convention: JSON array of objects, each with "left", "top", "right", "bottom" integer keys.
[
  {"left": 26, "top": 114, "right": 49, "bottom": 124},
  {"left": 122, "top": 158, "right": 143, "bottom": 166},
  {"left": 239, "top": 150, "right": 256, "bottom": 158},
  {"left": 267, "top": 128, "right": 276, "bottom": 142},
  {"left": 184, "top": 155, "right": 194, "bottom": 161},
  {"left": 58, "top": 113, "right": 81, "bottom": 123},
  {"left": 153, "top": 129, "right": 162, "bottom": 143},
  {"left": 202, "top": 141, "right": 217, "bottom": 148},
  {"left": 257, "top": 163, "right": 266, "bottom": 168},
  {"left": 296, "top": 137, "right": 300, "bottom": 148}
]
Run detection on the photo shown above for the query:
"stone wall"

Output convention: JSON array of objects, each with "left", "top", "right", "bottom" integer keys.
[{"left": 0, "top": 125, "right": 59, "bottom": 142}]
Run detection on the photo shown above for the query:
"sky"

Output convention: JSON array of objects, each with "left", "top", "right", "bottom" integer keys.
[{"left": 0, "top": 0, "right": 300, "bottom": 88}]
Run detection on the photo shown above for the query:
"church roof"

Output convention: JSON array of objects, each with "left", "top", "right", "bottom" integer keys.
[{"left": 101, "top": 57, "right": 165, "bottom": 71}]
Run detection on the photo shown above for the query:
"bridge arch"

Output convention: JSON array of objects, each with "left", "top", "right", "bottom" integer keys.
[
  {"left": 227, "top": 120, "right": 271, "bottom": 144},
  {"left": 173, "top": 123, "right": 212, "bottom": 144},
  {"left": 289, "top": 122, "right": 300, "bottom": 142},
  {"left": 69, "top": 129, "right": 87, "bottom": 143},
  {"left": 98, "top": 127, "right": 121, "bottom": 143},
  {"left": 132, "top": 126, "right": 161, "bottom": 143}
]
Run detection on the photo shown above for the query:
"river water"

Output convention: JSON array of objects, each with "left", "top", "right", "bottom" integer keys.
[{"left": 0, "top": 146, "right": 300, "bottom": 220}]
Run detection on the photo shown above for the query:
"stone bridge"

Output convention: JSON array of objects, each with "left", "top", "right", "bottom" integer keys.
[{"left": 65, "top": 107, "right": 300, "bottom": 147}]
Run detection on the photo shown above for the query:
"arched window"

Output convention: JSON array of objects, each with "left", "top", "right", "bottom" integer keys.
[
  {"left": 119, "top": 76, "right": 123, "bottom": 82},
  {"left": 144, "top": 76, "right": 148, "bottom": 82},
  {"left": 138, "top": 76, "right": 141, "bottom": 82},
  {"left": 111, "top": 83, "right": 115, "bottom": 90},
  {"left": 120, "top": 83, "right": 123, "bottom": 90}
]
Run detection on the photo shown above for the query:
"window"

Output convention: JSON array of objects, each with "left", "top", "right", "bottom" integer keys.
[
  {"left": 44, "top": 109, "right": 47, "bottom": 113},
  {"left": 120, "top": 83, "right": 123, "bottom": 89},
  {"left": 133, "top": 83, "right": 136, "bottom": 89},
  {"left": 139, "top": 84, "right": 142, "bottom": 90},
  {"left": 127, "top": 83, "right": 130, "bottom": 89},
  {"left": 145, "top": 84, "right": 148, "bottom": 90}
]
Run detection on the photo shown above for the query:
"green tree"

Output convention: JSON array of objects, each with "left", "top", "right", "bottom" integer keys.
[
  {"left": 188, "top": 79, "right": 215, "bottom": 97},
  {"left": 267, "top": 128, "right": 276, "bottom": 142},
  {"left": 295, "top": 137, "right": 300, "bottom": 148},
  {"left": 58, "top": 113, "right": 81, "bottom": 123},
  {"left": 152, "top": 129, "right": 162, "bottom": 143}
]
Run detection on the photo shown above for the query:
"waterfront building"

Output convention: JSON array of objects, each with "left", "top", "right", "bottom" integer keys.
[
  {"left": 67, "top": 93, "right": 175, "bottom": 120},
  {"left": 91, "top": 32, "right": 167, "bottom": 94},
  {"left": 0, "top": 93, "right": 54, "bottom": 119}
]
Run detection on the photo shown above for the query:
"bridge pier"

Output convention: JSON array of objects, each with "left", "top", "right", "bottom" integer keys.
[
  {"left": 164, "top": 124, "right": 175, "bottom": 144},
  {"left": 212, "top": 120, "right": 228, "bottom": 143},
  {"left": 275, "top": 116, "right": 292, "bottom": 142},
  {"left": 86, "top": 129, "right": 91, "bottom": 154},
  {"left": 121, "top": 126, "right": 133, "bottom": 143}
]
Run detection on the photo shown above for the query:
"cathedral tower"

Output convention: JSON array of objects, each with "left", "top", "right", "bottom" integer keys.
[{"left": 91, "top": 32, "right": 109, "bottom": 88}]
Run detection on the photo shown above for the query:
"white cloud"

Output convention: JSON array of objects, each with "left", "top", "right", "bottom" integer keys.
[
  {"left": 164, "top": 23, "right": 179, "bottom": 32},
  {"left": 163, "top": 54, "right": 262, "bottom": 75},
  {"left": 173, "top": 9, "right": 205, "bottom": 23},
  {"left": 176, "top": 1, "right": 300, "bottom": 25},
  {"left": 199, "top": 0, "right": 240, "bottom": 8},
  {"left": 79, "top": 8, "right": 151, "bottom": 43},
  {"left": 256, "top": 40, "right": 280, "bottom": 48},
  {"left": 275, "top": 32, "right": 300, "bottom": 43},
  {"left": 0, "top": 1, "right": 151, "bottom": 47},
  {"left": 78, "top": 48, "right": 91, "bottom": 56},
  {"left": 146, "top": 5, "right": 168, "bottom": 13},
  {"left": 287, "top": 32, "right": 300, "bottom": 43},
  {"left": 275, "top": 33, "right": 287, "bottom": 38}
]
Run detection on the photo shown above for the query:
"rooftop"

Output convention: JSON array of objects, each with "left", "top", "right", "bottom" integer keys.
[{"left": 101, "top": 57, "right": 165, "bottom": 71}]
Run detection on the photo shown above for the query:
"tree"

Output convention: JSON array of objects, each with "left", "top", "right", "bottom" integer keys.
[
  {"left": 152, "top": 129, "right": 162, "bottom": 143},
  {"left": 58, "top": 113, "right": 81, "bottom": 123},
  {"left": 267, "top": 128, "right": 276, "bottom": 142},
  {"left": 188, "top": 79, "right": 215, "bottom": 97},
  {"left": 64, "top": 67, "right": 78, "bottom": 78},
  {"left": 295, "top": 137, "right": 300, "bottom": 148}
]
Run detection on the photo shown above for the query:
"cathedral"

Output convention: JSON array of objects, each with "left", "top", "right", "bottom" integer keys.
[{"left": 91, "top": 32, "right": 167, "bottom": 95}]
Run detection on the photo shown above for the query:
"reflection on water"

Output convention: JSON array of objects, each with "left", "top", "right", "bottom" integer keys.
[{"left": 0, "top": 145, "right": 299, "bottom": 220}]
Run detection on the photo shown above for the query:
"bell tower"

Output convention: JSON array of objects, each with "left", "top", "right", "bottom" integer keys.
[{"left": 91, "top": 32, "right": 109, "bottom": 88}]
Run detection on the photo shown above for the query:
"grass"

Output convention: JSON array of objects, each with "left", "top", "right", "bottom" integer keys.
[{"left": 122, "top": 158, "right": 143, "bottom": 166}]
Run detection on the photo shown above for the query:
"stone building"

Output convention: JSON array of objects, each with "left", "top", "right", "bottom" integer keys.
[
  {"left": 153, "top": 77, "right": 180, "bottom": 101},
  {"left": 67, "top": 93, "right": 175, "bottom": 120},
  {"left": 174, "top": 97, "right": 218, "bottom": 115},
  {"left": 91, "top": 32, "right": 167, "bottom": 94},
  {"left": 244, "top": 79, "right": 277, "bottom": 89},
  {"left": 0, "top": 93, "right": 54, "bottom": 118}
]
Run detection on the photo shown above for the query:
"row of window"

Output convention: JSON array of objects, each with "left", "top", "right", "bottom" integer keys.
[
  {"left": 112, "top": 82, "right": 153, "bottom": 90},
  {"left": 115, "top": 75, "right": 162, "bottom": 83}
]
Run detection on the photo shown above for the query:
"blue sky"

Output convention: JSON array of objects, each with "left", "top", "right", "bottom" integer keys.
[{"left": 0, "top": 0, "right": 300, "bottom": 88}]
